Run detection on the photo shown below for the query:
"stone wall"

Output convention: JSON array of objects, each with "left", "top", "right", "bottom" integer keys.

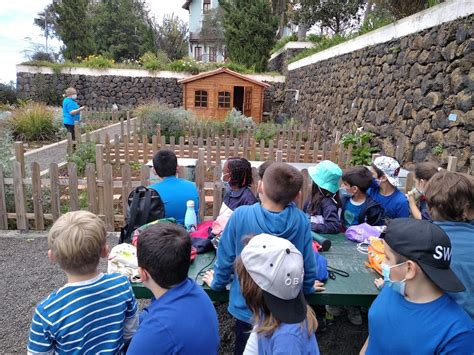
[
  {"left": 16, "top": 72, "right": 183, "bottom": 108},
  {"left": 286, "top": 16, "right": 473, "bottom": 171},
  {"left": 268, "top": 43, "right": 314, "bottom": 75}
]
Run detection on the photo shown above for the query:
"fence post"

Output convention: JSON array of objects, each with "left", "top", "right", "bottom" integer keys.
[
  {"left": 156, "top": 124, "right": 161, "bottom": 148},
  {"left": 74, "top": 122, "right": 82, "bottom": 144},
  {"left": 133, "top": 134, "right": 139, "bottom": 162},
  {"left": 405, "top": 171, "right": 415, "bottom": 194},
  {"left": 68, "top": 162, "right": 79, "bottom": 211},
  {"left": 189, "top": 137, "right": 194, "bottom": 159},
  {"left": 269, "top": 140, "right": 274, "bottom": 160},
  {"left": 13, "top": 161, "right": 27, "bottom": 231},
  {"left": 126, "top": 112, "right": 131, "bottom": 136},
  {"left": 259, "top": 140, "right": 265, "bottom": 161},
  {"left": 122, "top": 164, "right": 132, "bottom": 219},
  {"left": 300, "top": 169, "right": 310, "bottom": 210},
  {"left": 50, "top": 163, "right": 60, "bottom": 221},
  {"left": 276, "top": 150, "right": 283, "bottom": 162},
  {"left": 86, "top": 163, "right": 98, "bottom": 214},
  {"left": 124, "top": 135, "right": 130, "bottom": 164},
  {"left": 67, "top": 132, "right": 73, "bottom": 155},
  {"left": 140, "top": 165, "right": 150, "bottom": 186},
  {"left": 447, "top": 156, "right": 457, "bottom": 172},
  {"left": 143, "top": 134, "right": 149, "bottom": 164},
  {"left": 212, "top": 165, "right": 223, "bottom": 220},
  {"left": 31, "top": 162, "right": 44, "bottom": 230},
  {"left": 96, "top": 144, "right": 105, "bottom": 213},
  {"left": 14, "top": 142, "right": 25, "bottom": 178},
  {"left": 103, "top": 164, "right": 114, "bottom": 232},
  {"left": 120, "top": 115, "right": 125, "bottom": 137},
  {"left": 0, "top": 166, "right": 8, "bottom": 229},
  {"left": 196, "top": 148, "right": 206, "bottom": 222}
]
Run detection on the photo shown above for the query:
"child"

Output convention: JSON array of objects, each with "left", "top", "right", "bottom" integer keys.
[
  {"left": 425, "top": 171, "right": 474, "bottom": 319},
  {"left": 258, "top": 160, "right": 275, "bottom": 180},
  {"left": 361, "top": 218, "right": 473, "bottom": 354},
  {"left": 127, "top": 223, "right": 219, "bottom": 354},
  {"left": 27, "top": 211, "right": 138, "bottom": 354},
  {"left": 304, "top": 160, "right": 342, "bottom": 234},
  {"left": 203, "top": 162, "right": 321, "bottom": 355},
  {"left": 407, "top": 162, "right": 440, "bottom": 221},
  {"left": 368, "top": 156, "right": 409, "bottom": 220},
  {"left": 340, "top": 166, "right": 384, "bottom": 228},
  {"left": 238, "top": 234, "right": 319, "bottom": 354}
]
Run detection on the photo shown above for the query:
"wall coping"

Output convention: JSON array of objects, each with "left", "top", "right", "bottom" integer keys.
[
  {"left": 16, "top": 65, "right": 286, "bottom": 83},
  {"left": 269, "top": 41, "right": 315, "bottom": 61},
  {"left": 288, "top": 0, "right": 474, "bottom": 71}
]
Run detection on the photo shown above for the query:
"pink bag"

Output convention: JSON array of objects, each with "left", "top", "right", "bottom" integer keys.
[
  {"left": 345, "top": 223, "right": 381, "bottom": 243},
  {"left": 190, "top": 221, "right": 214, "bottom": 239}
]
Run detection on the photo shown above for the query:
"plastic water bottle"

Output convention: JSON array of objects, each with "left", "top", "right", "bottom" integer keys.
[{"left": 184, "top": 200, "right": 197, "bottom": 232}]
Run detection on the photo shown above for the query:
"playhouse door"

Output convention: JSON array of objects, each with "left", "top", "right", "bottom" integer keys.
[{"left": 244, "top": 87, "right": 252, "bottom": 117}]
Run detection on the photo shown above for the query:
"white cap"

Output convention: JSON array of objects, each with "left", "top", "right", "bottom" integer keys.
[{"left": 186, "top": 200, "right": 195, "bottom": 208}]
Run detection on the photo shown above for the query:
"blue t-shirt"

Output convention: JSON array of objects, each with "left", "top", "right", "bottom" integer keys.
[
  {"left": 367, "top": 180, "right": 409, "bottom": 220},
  {"left": 367, "top": 286, "right": 474, "bottom": 354},
  {"left": 127, "top": 278, "right": 219, "bottom": 355},
  {"left": 149, "top": 176, "right": 199, "bottom": 225},
  {"left": 211, "top": 203, "right": 317, "bottom": 323},
  {"left": 342, "top": 198, "right": 365, "bottom": 228},
  {"left": 62, "top": 97, "right": 80, "bottom": 125},
  {"left": 258, "top": 322, "right": 320, "bottom": 355},
  {"left": 435, "top": 221, "right": 474, "bottom": 319}
]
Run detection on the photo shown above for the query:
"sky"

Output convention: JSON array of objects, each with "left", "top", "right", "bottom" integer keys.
[{"left": 0, "top": 0, "right": 189, "bottom": 84}]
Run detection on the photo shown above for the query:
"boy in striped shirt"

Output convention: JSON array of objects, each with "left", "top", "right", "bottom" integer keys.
[{"left": 27, "top": 211, "right": 139, "bottom": 355}]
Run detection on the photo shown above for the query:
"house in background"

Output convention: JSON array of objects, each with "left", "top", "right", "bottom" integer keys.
[{"left": 182, "top": 0, "right": 226, "bottom": 63}]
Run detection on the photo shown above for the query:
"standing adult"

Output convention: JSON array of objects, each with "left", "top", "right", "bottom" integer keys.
[{"left": 62, "top": 87, "right": 84, "bottom": 141}]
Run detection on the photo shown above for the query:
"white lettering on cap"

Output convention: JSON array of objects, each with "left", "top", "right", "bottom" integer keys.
[{"left": 433, "top": 245, "right": 452, "bottom": 261}]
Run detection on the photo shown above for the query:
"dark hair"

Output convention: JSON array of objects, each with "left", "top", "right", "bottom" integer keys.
[
  {"left": 371, "top": 163, "right": 384, "bottom": 179},
  {"left": 137, "top": 223, "right": 191, "bottom": 288},
  {"left": 425, "top": 171, "right": 474, "bottom": 222},
  {"left": 225, "top": 157, "right": 253, "bottom": 188},
  {"left": 414, "top": 162, "right": 439, "bottom": 181},
  {"left": 153, "top": 149, "right": 177, "bottom": 178},
  {"left": 342, "top": 166, "right": 373, "bottom": 193},
  {"left": 307, "top": 182, "right": 341, "bottom": 215},
  {"left": 262, "top": 163, "right": 303, "bottom": 206},
  {"left": 258, "top": 160, "right": 275, "bottom": 179}
]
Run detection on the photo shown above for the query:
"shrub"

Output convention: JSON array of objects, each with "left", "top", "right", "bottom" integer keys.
[
  {"left": 82, "top": 54, "right": 115, "bottom": 69},
  {"left": 254, "top": 123, "right": 277, "bottom": 145},
  {"left": 141, "top": 51, "right": 167, "bottom": 71},
  {"left": 341, "top": 128, "right": 378, "bottom": 166},
  {"left": 0, "top": 82, "right": 17, "bottom": 104},
  {"left": 67, "top": 141, "right": 96, "bottom": 175},
  {"left": 0, "top": 124, "right": 13, "bottom": 177},
  {"left": 134, "top": 103, "right": 196, "bottom": 142},
  {"left": 168, "top": 57, "right": 201, "bottom": 74},
  {"left": 9, "top": 102, "right": 58, "bottom": 141},
  {"left": 271, "top": 34, "right": 298, "bottom": 54},
  {"left": 225, "top": 109, "right": 254, "bottom": 136}
]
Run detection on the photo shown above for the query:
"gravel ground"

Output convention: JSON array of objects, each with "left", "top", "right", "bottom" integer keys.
[{"left": 0, "top": 233, "right": 367, "bottom": 354}]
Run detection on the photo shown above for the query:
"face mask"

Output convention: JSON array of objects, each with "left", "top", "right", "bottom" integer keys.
[
  {"left": 71, "top": 94, "right": 78, "bottom": 100},
  {"left": 381, "top": 262, "right": 407, "bottom": 296},
  {"left": 339, "top": 188, "right": 353, "bottom": 199}
]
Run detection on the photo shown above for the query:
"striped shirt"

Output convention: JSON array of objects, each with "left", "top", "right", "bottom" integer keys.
[{"left": 27, "top": 273, "right": 138, "bottom": 354}]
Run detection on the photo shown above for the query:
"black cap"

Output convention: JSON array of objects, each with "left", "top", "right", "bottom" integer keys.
[{"left": 384, "top": 218, "right": 465, "bottom": 293}]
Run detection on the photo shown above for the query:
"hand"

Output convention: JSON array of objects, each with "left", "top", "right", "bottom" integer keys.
[
  {"left": 202, "top": 270, "right": 214, "bottom": 287},
  {"left": 314, "top": 280, "right": 326, "bottom": 292},
  {"left": 79, "top": 106, "right": 85, "bottom": 111},
  {"left": 374, "top": 278, "right": 384, "bottom": 289}
]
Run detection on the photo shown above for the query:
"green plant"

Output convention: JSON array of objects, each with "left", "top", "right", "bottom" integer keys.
[
  {"left": 290, "top": 34, "right": 348, "bottom": 63},
  {"left": 254, "top": 123, "right": 277, "bottom": 145},
  {"left": 341, "top": 128, "right": 378, "bottom": 165},
  {"left": 271, "top": 34, "right": 298, "bottom": 54},
  {"left": 432, "top": 144, "right": 444, "bottom": 156},
  {"left": 81, "top": 54, "right": 115, "bottom": 69},
  {"left": 0, "top": 124, "right": 13, "bottom": 177},
  {"left": 140, "top": 51, "right": 167, "bottom": 71},
  {"left": 224, "top": 109, "right": 255, "bottom": 136},
  {"left": 168, "top": 57, "right": 201, "bottom": 74},
  {"left": 9, "top": 102, "right": 58, "bottom": 141},
  {"left": 130, "top": 161, "right": 142, "bottom": 171},
  {"left": 0, "top": 82, "right": 17, "bottom": 104},
  {"left": 67, "top": 141, "right": 97, "bottom": 175}
]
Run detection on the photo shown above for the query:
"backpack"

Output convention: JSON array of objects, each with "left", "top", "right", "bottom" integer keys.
[
  {"left": 345, "top": 223, "right": 382, "bottom": 243},
  {"left": 119, "top": 186, "right": 165, "bottom": 244},
  {"left": 365, "top": 237, "right": 385, "bottom": 275}
]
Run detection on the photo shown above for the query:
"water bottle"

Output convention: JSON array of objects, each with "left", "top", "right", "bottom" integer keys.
[{"left": 184, "top": 200, "right": 197, "bottom": 232}]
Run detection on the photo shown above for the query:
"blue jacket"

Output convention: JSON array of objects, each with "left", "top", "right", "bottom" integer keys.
[
  {"left": 211, "top": 203, "right": 317, "bottom": 323},
  {"left": 62, "top": 97, "right": 80, "bottom": 125},
  {"left": 367, "top": 178, "right": 409, "bottom": 220},
  {"left": 341, "top": 195, "right": 384, "bottom": 227},
  {"left": 223, "top": 187, "right": 257, "bottom": 211}
]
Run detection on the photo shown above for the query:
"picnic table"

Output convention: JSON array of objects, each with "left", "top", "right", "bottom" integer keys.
[{"left": 132, "top": 233, "right": 379, "bottom": 307}]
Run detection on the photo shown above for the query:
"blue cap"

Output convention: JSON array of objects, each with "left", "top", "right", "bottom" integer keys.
[{"left": 308, "top": 160, "right": 342, "bottom": 194}]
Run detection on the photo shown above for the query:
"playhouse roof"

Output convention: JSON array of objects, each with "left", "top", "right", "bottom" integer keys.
[{"left": 179, "top": 67, "right": 271, "bottom": 87}]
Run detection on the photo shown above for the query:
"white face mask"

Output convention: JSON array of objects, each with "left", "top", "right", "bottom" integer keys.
[{"left": 71, "top": 94, "right": 77, "bottom": 100}]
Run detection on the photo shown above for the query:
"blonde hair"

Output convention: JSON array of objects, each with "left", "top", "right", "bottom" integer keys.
[
  {"left": 65, "top": 87, "right": 77, "bottom": 97},
  {"left": 235, "top": 257, "right": 318, "bottom": 336},
  {"left": 48, "top": 211, "right": 106, "bottom": 275}
]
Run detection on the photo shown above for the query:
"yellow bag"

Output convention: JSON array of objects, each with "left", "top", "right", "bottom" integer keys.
[{"left": 365, "top": 237, "right": 385, "bottom": 275}]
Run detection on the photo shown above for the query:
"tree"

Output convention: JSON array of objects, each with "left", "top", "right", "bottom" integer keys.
[
  {"left": 271, "top": 0, "right": 289, "bottom": 39},
  {"left": 155, "top": 14, "right": 188, "bottom": 61},
  {"left": 292, "top": 0, "right": 366, "bottom": 35},
  {"left": 199, "top": 7, "right": 225, "bottom": 53},
  {"left": 219, "top": 0, "right": 278, "bottom": 72}
]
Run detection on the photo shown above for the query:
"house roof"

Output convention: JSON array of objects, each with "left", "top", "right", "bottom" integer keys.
[
  {"left": 182, "top": 0, "right": 192, "bottom": 10},
  {"left": 178, "top": 68, "right": 271, "bottom": 87}
]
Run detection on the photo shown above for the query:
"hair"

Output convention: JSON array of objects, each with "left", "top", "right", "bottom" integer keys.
[
  {"left": 414, "top": 162, "right": 440, "bottom": 181},
  {"left": 48, "top": 211, "right": 106, "bottom": 275},
  {"left": 307, "top": 183, "right": 342, "bottom": 215},
  {"left": 341, "top": 166, "right": 373, "bottom": 193},
  {"left": 153, "top": 149, "right": 178, "bottom": 178},
  {"left": 225, "top": 157, "right": 253, "bottom": 188},
  {"left": 137, "top": 223, "right": 191, "bottom": 288},
  {"left": 425, "top": 171, "right": 474, "bottom": 222},
  {"left": 371, "top": 163, "right": 384, "bottom": 179},
  {"left": 235, "top": 256, "right": 317, "bottom": 336},
  {"left": 65, "top": 87, "right": 77, "bottom": 97},
  {"left": 258, "top": 160, "right": 275, "bottom": 179},
  {"left": 262, "top": 163, "right": 303, "bottom": 206}
]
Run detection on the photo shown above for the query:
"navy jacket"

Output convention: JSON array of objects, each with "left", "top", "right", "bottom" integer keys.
[
  {"left": 304, "top": 197, "right": 341, "bottom": 234},
  {"left": 341, "top": 195, "right": 384, "bottom": 227}
]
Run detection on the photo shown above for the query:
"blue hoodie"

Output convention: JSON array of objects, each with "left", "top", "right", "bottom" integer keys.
[{"left": 211, "top": 203, "right": 317, "bottom": 323}]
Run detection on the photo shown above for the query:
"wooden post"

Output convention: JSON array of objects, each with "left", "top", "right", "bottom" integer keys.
[
  {"left": 0, "top": 166, "right": 7, "bottom": 229},
  {"left": 143, "top": 134, "right": 149, "bottom": 164},
  {"left": 122, "top": 164, "right": 132, "bottom": 218},
  {"left": 114, "top": 134, "right": 120, "bottom": 165},
  {"left": 196, "top": 148, "right": 206, "bottom": 222},
  {"left": 170, "top": 136, "right": 176, "bottom": 152},
  {"left": 67, "top": 132, "right": 73, "bottom": 155},
  {"left": 295, "top": 142, "right": 301, "bottom": 163},
  {"left": 276, "top": 150, "right": 283, "bottom": 163},
  {"left": 312, "top": 140, "right": 320, "bottom": 163},
  {"left": 330, "top": 143, "right": 338, "bottom": 163},
  {"left": 233, "top": 138, "right": 239, "bottom": 157},
  {"left": 447, "top": 156, "right": 457, "bottom": 172},
  {"left": 189, "top": 137, "right": 194, "bottom": 159},
  {"left": 50, "top": 163, "right": 60, "bottom": 221},
  {"left": 405, "top": 171, "right": 415, "bottom": 194},
  {"left": 105, "top": 133, "right": 111, "bottom": 164},
  {"left": 133, "top": 134, "right": 139, "bottom": 162},
  {"left": 152, "top": 135, "right": 158, "bottom": 155},
  {"left": 206, "top": 138, "right": 212, "bottom": 168},
  {"left": 68, "top": 162, "right": 79, "bottom": 211},
  {"left": 14, "top": 142, "right": 25, "bottom": 178},
  {"left": 251, "top": 167, "right": 259, "bottom": 196},
  {"left": 126, "top": 112, "right": 131, "bottom": 136},
  {"left": 13, "top": 161, "right": 27, "bottom": 231},
  {"left": 103, "top": 164, "right": 114, "bottom": 232},
  {"left": 31, "top": 162, "right": 44, "bottom": 230},
  {"left": 156, "top": 124, "right": 162, "bottom": 148},
  {"left": 301, "top": 169, "right": 310, "bottom": 209},
  {"left": 224, "top": 138, "right": 230, "bottom": 159},
  {"left": 86, "top": 163, "right": 98, "bottom": 214},
  {"left": 371, "top": 153, "right": 381, "bottom": 163},
  {"left": 179, "top": 136, "right": 185, "bottom": 158},
  {"left": 259, "top": 140, "right": 265, "bottom": 161},
  {"left": 161, "top": 136, "right": 166, "bottom": 150},
  {"left": 96, "top": 144, "right": 105, "bottom": 213},
  {"left": 322, "top": 142, "right": 329, "bottom": 161},
  {"left": 269, "top": 140, "right": 274, "bottom": 160},
  {"left": 120, "top": 116, "right": 125, "bottom": 137},
  {"left": 250, "top": 138, "right": 256, "bottom": 161},
  {"left": 124, "top": 135, "right": 130, "bottom": 164},
  {"left": 140, "top": 165, "right": 150, "bottom": 186},
  {"left": 215, "top": 138, "right": 221, "bottom": 165},
  {"left": 303, "top": 141, "right": 310, "bottom": 163},
  {"left": 212, "top": 165, "right": 223, "bottom": 220}
]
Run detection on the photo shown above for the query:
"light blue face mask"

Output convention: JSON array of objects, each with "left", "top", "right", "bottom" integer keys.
[
  {"left": 71, "top": 94, "right": 78, "bottom": 100},
  {"left": 381, "top": 262, "right": 407, "bottom": 296},
  {"left": 339, "top": 188, "right": 353, "bottom": 199}
]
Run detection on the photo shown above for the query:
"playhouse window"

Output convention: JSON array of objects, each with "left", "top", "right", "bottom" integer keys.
[
  {"left": 218, "top": 91, "right": 231, "bottom": 108},
  {"left": 195, "top": 90, "right": 208, "bottom": 108}
]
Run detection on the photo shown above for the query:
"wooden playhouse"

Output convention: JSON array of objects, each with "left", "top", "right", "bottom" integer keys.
[{"left": 179, "top": 68, "right": 270, "bottom": 122}]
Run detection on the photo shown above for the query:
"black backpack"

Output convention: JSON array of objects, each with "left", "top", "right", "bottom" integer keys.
[{"left": 119, "top": 186, "right": 165, "bottom": 244}]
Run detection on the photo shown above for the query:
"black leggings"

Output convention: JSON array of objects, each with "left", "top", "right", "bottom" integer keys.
[{"left": 64, "top": 124, "right": 75, "bottom": 141}]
